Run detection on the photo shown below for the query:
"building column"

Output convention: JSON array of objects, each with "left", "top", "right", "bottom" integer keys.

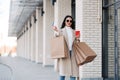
[
  {"left": 30, "top": 14, "right": 36, "bottom": 61},
  {"left": 36, "top": 7, "right": 43, "bottom": 63},
  {"left": 43, "top": 0, "right": 54, "bottom": 66},
  {"left": 24, "top": 25, "right": 27, "bottom": 59},
  {"left": 17, "top": 29, "right": 24, "bottom": 58},
  {"left": 17, "top": 37, "right": 20, "bottom": 57},
  {"left": 25, "top": 24, "right": 29, "bottom": 59},
  {"left": 30, "top": 16, "right": 34, "bottom": 61},
  {"left": 22, "top": 29, "right": 25, "bottom": 58},
  {"left": 27, "top": 20, "right": 31, "bottom": 60},
  {"left": 54, "top": 0, "right": 71, "bottom": 27},
  {"left": 17, "top": 33, "right": 22, "bottom": 57},
  {"left": 76, "top": 0, "right": 102, "bottom": 79},
  {"left": 33, "top": 14, "right": 36, "bottom": 62},
  {"left": 21, "top": 35, "right": 23, "bottom": 57}
]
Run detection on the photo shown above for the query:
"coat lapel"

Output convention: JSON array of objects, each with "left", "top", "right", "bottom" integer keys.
[
  {"left": 62, "top": 28, "right": 69, "bottom": 46},
  {"left": 72, "top": 30, "right": 75, "bottom": 42}
]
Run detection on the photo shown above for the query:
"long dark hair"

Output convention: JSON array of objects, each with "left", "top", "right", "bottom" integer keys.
[{"left": 61, "top": 15, "right": 75, "bottom": 30}]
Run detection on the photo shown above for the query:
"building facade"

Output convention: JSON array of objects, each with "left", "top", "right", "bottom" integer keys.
[{"left": 9, "top": 0, "right": 120, "bottom": 80}]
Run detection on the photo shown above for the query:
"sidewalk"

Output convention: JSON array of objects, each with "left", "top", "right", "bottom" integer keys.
[{"left": 0, "top": 56, "right": 59, "bottom": 80}]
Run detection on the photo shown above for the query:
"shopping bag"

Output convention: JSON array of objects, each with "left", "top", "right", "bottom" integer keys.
[
  {"left": 50, "top": 36, "right": 68, "bottom": 59},
  {"left": 73, "top": 45, "right": 85, "bottom": 65},
  {"left": 73, "top": 39, "right": 97, "bottom": 65}
]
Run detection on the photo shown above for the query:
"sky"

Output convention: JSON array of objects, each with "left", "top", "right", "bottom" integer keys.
[
  {"left": 0, "top": 0, "right": 16, "bottom": 49},
  {"left": 0, "top": 0, "right": 10, "bottom": 35}
]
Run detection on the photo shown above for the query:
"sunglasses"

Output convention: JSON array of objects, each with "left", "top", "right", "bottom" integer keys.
[{"left": 66, "top": 20, "right": 72, "bottom": 23}]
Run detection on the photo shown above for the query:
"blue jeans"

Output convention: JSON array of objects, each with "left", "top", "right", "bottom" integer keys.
[{"left": 60, "top": 76, "right": 76, "bottom": 80}]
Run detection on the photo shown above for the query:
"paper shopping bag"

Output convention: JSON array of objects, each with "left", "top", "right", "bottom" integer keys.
[
  {"left": 73, "top": 40, "right": 97, "bottom": 65},
  {"left": 73, "top": 45, "right": 85, "bottom": 65},
  {"left": 50, "top": 36, "right": 68, "bottom": 59}
]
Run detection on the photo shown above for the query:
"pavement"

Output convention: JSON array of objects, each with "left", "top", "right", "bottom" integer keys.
[{"left": 0, "top": 56, "right": 59, "bottom": 80}]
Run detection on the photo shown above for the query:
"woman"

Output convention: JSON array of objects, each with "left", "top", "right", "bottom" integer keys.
[{"left": 52, "top": 15, "right": 80, "bottom": 80}]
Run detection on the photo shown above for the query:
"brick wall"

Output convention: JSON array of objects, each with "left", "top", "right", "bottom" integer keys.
[
  {"left": 76, "top": 0, "right": 102, "bottom": 78},
  {"left": 108, "top": 4, "right": 114, "bottom": 77}
]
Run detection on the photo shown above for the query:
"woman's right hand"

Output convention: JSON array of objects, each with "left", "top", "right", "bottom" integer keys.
[{"left": 52, "top": 26, "right": 58, "bottom": 32}]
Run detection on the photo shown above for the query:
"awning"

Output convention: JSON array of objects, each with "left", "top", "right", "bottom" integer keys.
[{"left": 8, "top": 0, "right": 43, "bottom": 37}]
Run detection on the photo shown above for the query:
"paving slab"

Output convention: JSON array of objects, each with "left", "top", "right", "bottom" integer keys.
[{"left": 0, "top": 56, "right": 59, "bottom": 80}]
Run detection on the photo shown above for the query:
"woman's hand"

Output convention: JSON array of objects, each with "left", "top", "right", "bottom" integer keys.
[
  {"left": 76, "top": 35, "right": 80, "bottom": 42},
  {"left": 52, "top": 26, "right": 58, "bottom": 32},
  {"left": 75, "top": 35, "right": 80, "bottom": 38}
]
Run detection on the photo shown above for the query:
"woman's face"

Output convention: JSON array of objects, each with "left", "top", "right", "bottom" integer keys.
[{"left": 65, "top": 17, "right": 72, "bottom": 27}]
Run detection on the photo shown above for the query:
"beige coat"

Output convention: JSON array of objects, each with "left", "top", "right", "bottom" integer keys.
[{"left": 54, "top": 27, "right": 79, "bottom": 77}]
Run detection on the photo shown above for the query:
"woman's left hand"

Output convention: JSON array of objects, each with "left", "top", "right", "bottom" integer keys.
[{"left": 75, "top": 34, "right": 80, "bottom": 38}]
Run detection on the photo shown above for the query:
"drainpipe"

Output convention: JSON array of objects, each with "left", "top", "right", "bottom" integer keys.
[{"left": 102, "top": 0, "right": 108, "bottom": 79}]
